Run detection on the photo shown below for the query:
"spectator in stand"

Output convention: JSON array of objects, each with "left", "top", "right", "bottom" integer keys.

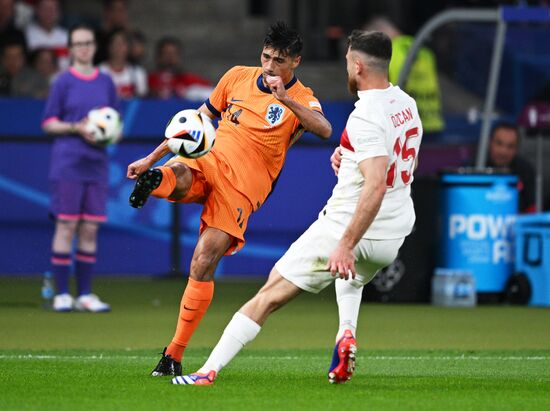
[
  {"left": 128, "top": 29, "right": 146, "bottom": 66},
  {"left": 487, "top": 122, "right": 536, "bottom": 213},
  {"left": 95, "top": 0, "right": 129, "bottom": 64},
  {"left": 0, "top": 39, "right": 26, "bottom": 95},
  {"left": 99, "top": 28, "right": 147, "bottom": 98},
  {"left": 0, "top": 0, "right": 27, "bottom": 49},
  {"left": 0, "top": 38, "right": 48, "bottom": 97},
  {"left": 12, "top": 47, "right": 59, "bottom": 97},
  {"left": 14, "top": 47, "right": 53, "bottom": 97},
  {"left": 364, "top": 17, "right": 444, "bottom": 136},
  {"left": 148, "top": 36, "right": 213, "bottom": 100},
  {"left": 24, "top": 0, "right": 68, "bottom": 70},
  {"left": 30, "top": 47, "right": 58, "bottom": 83}
]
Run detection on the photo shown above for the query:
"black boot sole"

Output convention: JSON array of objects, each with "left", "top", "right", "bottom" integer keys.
[{"left": 129, "top": 168, "right": 163, "bottom": 209}]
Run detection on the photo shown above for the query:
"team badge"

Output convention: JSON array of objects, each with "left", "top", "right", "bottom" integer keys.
[{"left": 266, "top": 104, "right": 285, "bottom": 126}]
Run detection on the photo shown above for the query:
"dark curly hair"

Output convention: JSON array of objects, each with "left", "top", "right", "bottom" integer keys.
[{"left": 263, "top": 21, "right": 303, "bottom": 57}]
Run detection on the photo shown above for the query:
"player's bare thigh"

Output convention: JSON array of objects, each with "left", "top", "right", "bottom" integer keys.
[{"left": 239, "top": 268, "right": 302, "bottom": 325}]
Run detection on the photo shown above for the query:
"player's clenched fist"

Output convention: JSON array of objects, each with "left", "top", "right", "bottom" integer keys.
[
  {"left": 330, "top": 146, "right": 342, "bottom": 176},
  {"left": 127, "top": 158, "right": 153, "bottom": 179},
  {"left": 266, "top": 75, "right": 288, "bottom": 101}
]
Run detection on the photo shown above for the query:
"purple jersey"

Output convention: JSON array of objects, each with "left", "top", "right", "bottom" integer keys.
[{"left": 42, "top": 67, "right": 119, "bottom": 182}]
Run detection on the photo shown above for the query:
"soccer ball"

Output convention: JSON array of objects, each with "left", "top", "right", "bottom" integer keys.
[
  {"left": 164, "top": 109, "right": 216, "bottom": 158},
  {"left": 86, "top": 106, "right": 123, "bottom": 145}
]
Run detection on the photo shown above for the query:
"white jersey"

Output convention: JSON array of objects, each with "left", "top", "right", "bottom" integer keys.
[
  {"left": 25, "top": 23, "right": 69, "bottom": 70},
  {"left": 99, "top": 63, "right": 148, "bottom": 99},
  {"left": 323, "top": 84, "right": 423, "bottom": 239}
]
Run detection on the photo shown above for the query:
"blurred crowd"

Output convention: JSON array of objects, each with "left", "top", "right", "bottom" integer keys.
[{"left": 0, "top": 0, "right": 213, "bottom": 100}]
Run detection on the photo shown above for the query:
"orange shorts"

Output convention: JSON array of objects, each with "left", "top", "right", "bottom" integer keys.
[{"left": 166, "top": 153, "right": 253, "bottom": 255}]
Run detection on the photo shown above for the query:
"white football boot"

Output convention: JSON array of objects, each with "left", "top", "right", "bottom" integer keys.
[
  {"left": 74, "top": 294, "right": 111, "bottom": 313},
  {"left": 53, "top": 293, "right": 74, "bottom": 312}
]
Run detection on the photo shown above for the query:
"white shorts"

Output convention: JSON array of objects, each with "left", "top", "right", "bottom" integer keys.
[{"left": 275, "top": 217, "right": 405, "bottom": 294}]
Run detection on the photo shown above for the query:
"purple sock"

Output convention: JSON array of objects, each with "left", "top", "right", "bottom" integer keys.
[
  {"left": 51, "top": 253, "right": 72, "bottom": 294},
  {"left": 75, "top": 250, "right": 96, "bottom": 296}
]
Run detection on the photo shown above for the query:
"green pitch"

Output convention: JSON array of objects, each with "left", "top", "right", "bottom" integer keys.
[{"left": 1, "top": 277, "right": 549, "bottom": 410}]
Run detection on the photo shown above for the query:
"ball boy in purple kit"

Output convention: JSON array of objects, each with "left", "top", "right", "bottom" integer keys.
[{"left": 42, "top": 23, "right": 119, "bottom": 312}]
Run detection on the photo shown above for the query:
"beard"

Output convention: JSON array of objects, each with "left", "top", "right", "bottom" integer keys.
[{"left": 347, "top": 75, "right": 358, "bottom": 95}]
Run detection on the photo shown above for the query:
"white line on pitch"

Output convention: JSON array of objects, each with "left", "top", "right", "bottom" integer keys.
[{"left": 0, "top": 354, "right": 549, "bottom": 361}]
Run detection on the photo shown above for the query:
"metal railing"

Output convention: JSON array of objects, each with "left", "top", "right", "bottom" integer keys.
[{"left": 397, "top": 6, "right": 550, "bottom": 172}]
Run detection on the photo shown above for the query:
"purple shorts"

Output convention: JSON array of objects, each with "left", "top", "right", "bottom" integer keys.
[{"left": 50, "top": 181, "right": 108, "bottom": 222}]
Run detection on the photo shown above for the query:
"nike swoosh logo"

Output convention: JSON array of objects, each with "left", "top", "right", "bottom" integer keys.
[
  {"left": 231, "top": 98, "right": 243, "bottom": 102},
  {"left": 183, "top": 305, "right": 198, "bottom": 311}
]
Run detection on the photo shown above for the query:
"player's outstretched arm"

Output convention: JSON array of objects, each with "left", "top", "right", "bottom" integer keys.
[
  {"left": 127, "top": 139, "right": 171, "bottom": 180},
  {"left": 265, "top": 75, "right": 332, "bottom": 139},
  {"left": 327, "top": 156, "right": 388, "bottom": 279}
]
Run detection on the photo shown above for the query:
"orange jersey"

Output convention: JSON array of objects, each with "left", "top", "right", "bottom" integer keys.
[{"left": 205, "top": 66, "right": 323, "bottom": 208}]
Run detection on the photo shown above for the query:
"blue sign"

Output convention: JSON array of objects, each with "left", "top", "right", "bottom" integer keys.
[{"left": 438, "top": 172, "right": 518, "bottom": 292}]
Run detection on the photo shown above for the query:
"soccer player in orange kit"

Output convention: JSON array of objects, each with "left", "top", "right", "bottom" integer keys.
[{"left": 126, "top": 21, "right": 332, "bottom": 376}]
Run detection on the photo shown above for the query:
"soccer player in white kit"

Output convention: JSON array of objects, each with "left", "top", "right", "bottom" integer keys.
[{"left": 172, "top": 30, "right": 423, "bottom": 386}]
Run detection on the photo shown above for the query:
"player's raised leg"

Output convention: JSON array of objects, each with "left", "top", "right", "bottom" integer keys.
[
  {"left": 129, "top": 166, "right": 172, "bottom": 208},
  {"left": 129, "top": 159, "right": 194, "bottom": 209},
  {"left": 171, "top": 268, "right": 302, "bottom": 385},
  {"left": 151, "top": 227, "right": 231, "bottom": 376},
  {"left": 328, "top": 279, "right": 362, "bottom": 384}
]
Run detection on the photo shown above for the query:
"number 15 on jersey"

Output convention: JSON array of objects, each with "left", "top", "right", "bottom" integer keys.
[{"left": 386, "top": 127, "right": 420, "bottom": 188}]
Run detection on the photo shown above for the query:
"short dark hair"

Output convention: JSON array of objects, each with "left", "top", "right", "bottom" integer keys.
[
  {"left": 106, "top": 28, "right": 129, "bottom": 46},
  {"left": 155, "top": 36, "right": 182, "bottom": 57},
  {"left": 68, "top": 23, "right": 96, "bottom": 47},
  {"left": 263, "top": 21, "right": 303, "bottom": 57},
  {"left": 347, "top": 30, "right": 392, "bottom": 72},
  {"left": 0, "top": 38, "right": 26, "bottom": 56},
  {"left": 29, "top": 47, "right": 57, "bottom": 66},
  {"left": 490, "top": 121, "right": 519, "bottom": 141}
]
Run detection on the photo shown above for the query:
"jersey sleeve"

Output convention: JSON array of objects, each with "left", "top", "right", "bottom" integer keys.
[
  {"left": 42, "top": 75, "right": 65, "bottom": 125},
  {"left": 205, "top": 66, "right": 242, "bottom": 117},
  {"left": 289, "top": 90, "right": 324, "bottom": 138},
  {"left": 347, "top": 107, "right": 388, "bottom": 163},
  {"left": 296, "top": 88, "right": 323, "bottom": 114}
]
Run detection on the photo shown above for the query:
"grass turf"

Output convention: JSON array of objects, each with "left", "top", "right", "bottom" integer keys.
[{"left": 1, "top": 277, "right": 549, "bottom": 410}]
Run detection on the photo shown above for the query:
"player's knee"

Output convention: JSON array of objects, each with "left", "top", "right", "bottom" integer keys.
[
  {"left": 189, "top": 251, "right": 219, "bottom": 281},
  {"left": 78, "top": 221, "right": 99, "bottom": 243},
  {"left": 255, "top": 289, "right": 284, "bottom": 314},
  {"left": 169, "top": 163, "right": 192, "bottom": 197},
  {"left": 56, "top": 220, "right": 78, "bottom": 238}
]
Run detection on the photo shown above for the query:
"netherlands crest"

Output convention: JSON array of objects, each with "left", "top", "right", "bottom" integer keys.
[{"left": 266, "top": 104, "right": 285, "bottom": 126}]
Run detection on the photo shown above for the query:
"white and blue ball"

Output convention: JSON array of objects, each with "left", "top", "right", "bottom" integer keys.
[
  {"left": 165, "top": 109, "right": 216, "bottom": 158},
  {"left": 86, "top": 106, "right": 123, "bottom": 145}
]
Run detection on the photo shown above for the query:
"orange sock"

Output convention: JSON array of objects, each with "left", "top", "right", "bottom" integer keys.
[
  {"left": 166, "top": 278, "right": 214, "bottom": 362},
  {"left": 151, "top": 166, "right": 176, "bottom": 198}
]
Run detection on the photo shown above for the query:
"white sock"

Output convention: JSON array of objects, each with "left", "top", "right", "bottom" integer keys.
[
  {"left": 198, "top": 312, "right": 261, "bottom": 374},
  {"left": 335, "top": 278, "right": 363, "bottom": 341}
]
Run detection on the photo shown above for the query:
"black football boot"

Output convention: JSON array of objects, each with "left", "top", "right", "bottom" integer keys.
[
  {"left": 129, "top": 168, "right": 163, "bottom": 209},
  {"left": 151, "top": 347, "right": 182, "bottom": 376}
]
